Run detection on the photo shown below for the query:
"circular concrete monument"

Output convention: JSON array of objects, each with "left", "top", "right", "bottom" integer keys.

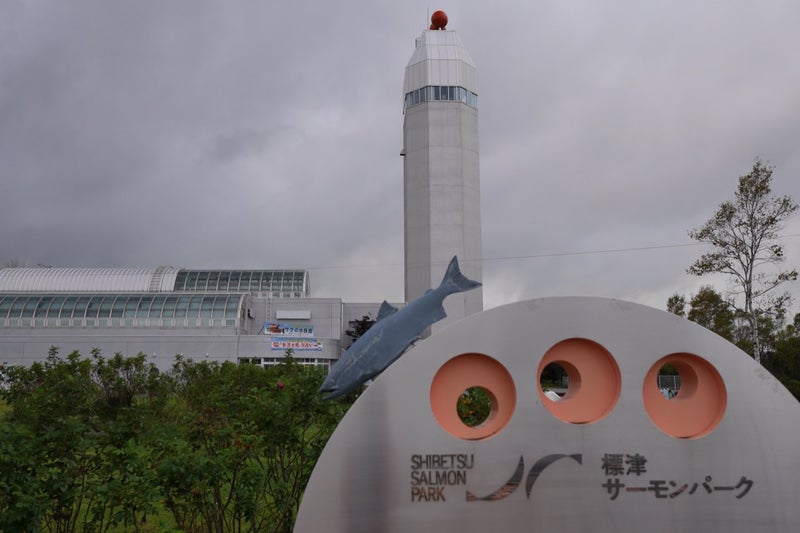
[{"left": 295, "top": 297, "right": 800, "bottom": 532}]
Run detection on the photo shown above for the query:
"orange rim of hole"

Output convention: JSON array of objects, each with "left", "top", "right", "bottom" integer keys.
[
  {"left": 643, "top": 353, "right": 727, "bottom": 439},
  {"left": 430, "top": 353, "right": 516, "bottom": 440},
  {"left": 537, "top": 338, "right": 621, "bottom": 424}
]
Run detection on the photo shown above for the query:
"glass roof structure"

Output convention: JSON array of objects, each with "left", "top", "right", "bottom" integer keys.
[
  {"left": 0, "top": 293, "right": 244, "bottom": 329},
  {"left": 0, "top": 267, "right": 177, "bottom": 292},
  {"left": 173, "top": 270, "right": 308, "bottom": 295},
  {"left": 0, "top": 267, "right": 309, "bottom": 297}
]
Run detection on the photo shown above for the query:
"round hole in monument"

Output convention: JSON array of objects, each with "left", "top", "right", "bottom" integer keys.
[
  {"left": 643, "top": 353, "right": 726, "bottom": 439},
  {"left": 655, "top": 363, "right": 681, "bottom": 400},
  {"left": 539, "top": 362, "right": 568, "bottom": 401},
  {"left": 456, "top": 386, "right": 495, "bottom": 428},
  {"left": 537, "top": 338, "right": 621, "bottom": 424},
  {"left": 430, "top": 353, "right": 515, "bottom": 440}
]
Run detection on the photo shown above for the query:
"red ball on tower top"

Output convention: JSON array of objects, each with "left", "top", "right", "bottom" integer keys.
[{"left": 430, "top": 10, "right": 448, "bottom": 30}]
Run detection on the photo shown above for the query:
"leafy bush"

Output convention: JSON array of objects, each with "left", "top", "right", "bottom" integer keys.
[{"left": 0, "top": 350, "right": 351, "bottom": 532}]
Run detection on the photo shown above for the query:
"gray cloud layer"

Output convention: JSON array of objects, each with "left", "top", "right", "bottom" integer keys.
[{"left": 2, "top": 1, "right": 799, "bottom": 314}]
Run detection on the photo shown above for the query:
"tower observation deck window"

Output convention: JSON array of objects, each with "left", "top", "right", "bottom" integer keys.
[{"left": 404, "top": 85, "right": 477, "bottom": 111}]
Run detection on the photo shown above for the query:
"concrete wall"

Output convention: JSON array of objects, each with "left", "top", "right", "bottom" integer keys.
[
  {"left": 0, "top": 296, "right": 373, "bottom": 370},
  {"left": 0, "top": 331, "right": 343, "bottom": 371}
]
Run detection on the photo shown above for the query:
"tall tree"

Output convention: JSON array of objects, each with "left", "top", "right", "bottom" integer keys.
[{"left": 688, "top": 159, "right": 798, "bottom": 362}]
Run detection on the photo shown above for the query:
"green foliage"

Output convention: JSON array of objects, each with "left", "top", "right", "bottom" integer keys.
[
  {"left": 686, "top": 286, "right": 736, "bottom": 343},
  {"left": 764, "top": 337, "right": 800, "bottom": 400},
  {"left": 0, "top": 349, "right": 169, "bottom": 532},
  {"left": 668, "top": 285, "right": 787, "bottom": 355},
  {"left": 667, "top": 287, "right": 800, "bottom": 401},
  {"left": 456, "top": 386, "right": 492, "bottom": 427},
  {"left": 0, "top": 350, "right": 352, "bottom": 532},
  {"left": 666, "top": 293, "right": 686, "bottom": 317},
  {"left": 157, "top": 355, "right": 349, "bottom": 532}
]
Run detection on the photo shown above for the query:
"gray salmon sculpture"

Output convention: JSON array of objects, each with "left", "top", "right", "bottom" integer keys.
[{"left": 319, "top": 256, "right": 481, "bottom": 400}]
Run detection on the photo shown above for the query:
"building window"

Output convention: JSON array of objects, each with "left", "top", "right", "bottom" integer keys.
[{"left": 404, "top": 85, "right": 477, "bottom": 112}]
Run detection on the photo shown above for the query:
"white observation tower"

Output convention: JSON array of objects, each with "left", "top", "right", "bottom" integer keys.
[{"left": 402, "top": 10, "right": 483, "bottom": 331}]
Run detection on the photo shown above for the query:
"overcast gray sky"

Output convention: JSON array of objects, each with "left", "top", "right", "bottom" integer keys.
[{"left": 2, "top": 1, "right": 799, "bottom": 316}]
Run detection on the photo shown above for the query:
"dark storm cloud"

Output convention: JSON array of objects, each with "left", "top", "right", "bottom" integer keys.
[{"left": 1, "top": 1, "right": 799, "bottom": 313}]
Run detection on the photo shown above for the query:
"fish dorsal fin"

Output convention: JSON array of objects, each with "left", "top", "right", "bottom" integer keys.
[{"left": 376, "top": 300, "right": 399, "bottom": 322}]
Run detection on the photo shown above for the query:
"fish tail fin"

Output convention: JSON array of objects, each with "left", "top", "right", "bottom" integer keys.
[{"left": 439, "top": 256, "right": 482, "bottom": 295}]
